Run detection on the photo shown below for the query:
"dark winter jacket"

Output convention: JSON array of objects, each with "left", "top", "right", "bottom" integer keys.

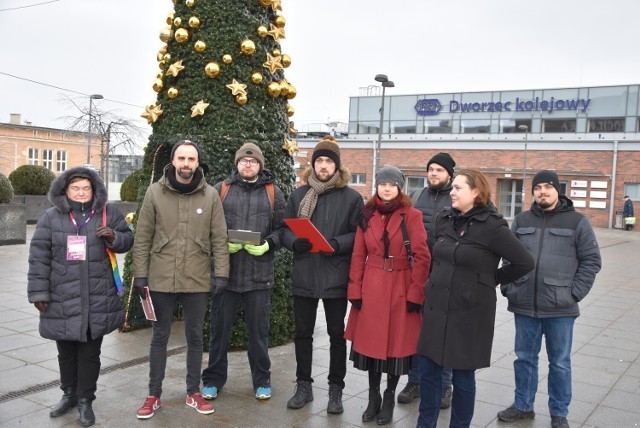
[
  {"left": 500, "top": 196, "right": 601, "bottom": 318},
  {"left": 282, "top": 166, "right": 364, "bottom": 299},
  {"left": 417, "top": 204, "right": 534, "bottom": 370},
  {"left": 413, "top": 181, "right": 452, "bottom": 252},
  {"left": 624, "top": 199, "right": 634, "bottom": 218},
  {"left": 214, "top": 169, "right": 286, "bottom": 292},
  {"left": 27, "top": 167, "right": 133, "bottom": 342}
]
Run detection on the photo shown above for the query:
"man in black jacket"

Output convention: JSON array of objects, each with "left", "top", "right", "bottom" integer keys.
[
  {"left": 498, "top": 170, "right": 602, "bottom": 428},
  {"left": 282, "top": 136, "right": 364, "bottom": 414}
]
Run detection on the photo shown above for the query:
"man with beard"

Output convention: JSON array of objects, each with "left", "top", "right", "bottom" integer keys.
[
  {"left": 498, "top": 170, "right": 601, "bottom": 428},
  {"left": 282, "top": 136, "right": 364, "bottom": 414},
  {"left": 398, "top": 152, "right": 456, "bottom": 408},
  {"left": 133, "top": 140, "right": 229, "bottom": 419},
  {"left": 201, "top": 143, "right": 286, "bottom": 401}
]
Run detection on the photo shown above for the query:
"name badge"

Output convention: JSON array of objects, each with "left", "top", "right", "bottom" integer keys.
[{"left": 67, "top": 235, "right": 87, "bottom": 261}]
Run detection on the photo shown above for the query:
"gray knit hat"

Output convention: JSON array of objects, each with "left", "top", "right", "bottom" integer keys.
[
  {"left": 235, "top": 143, "right": 265, "bottom": 169},
  {"left": 376, "top": 166, "right": 405, "bottom": 190}
]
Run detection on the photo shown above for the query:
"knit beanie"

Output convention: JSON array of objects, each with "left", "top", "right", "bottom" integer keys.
[
  {"left": 427, "top": 152, "right": 455, "bottom": 178},
  {"left": 532, "top": 170, "right": 561, "bottom": 194},
  {"left": 311, "top": 136, "right": 341, "bottom": 170},
  {"left": 235, "top": 143, "right": 265, "bottom": 169},
  {"left": 376, "top": 166, "right": 405, "bottom": 190},
  {"left": 170, "top": 140, "right": 202, "bottom": 162}
]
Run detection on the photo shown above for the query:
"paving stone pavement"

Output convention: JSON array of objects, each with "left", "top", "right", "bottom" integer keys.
[{"left": 0, "top": 226, "right": 639, "bottom": 427}]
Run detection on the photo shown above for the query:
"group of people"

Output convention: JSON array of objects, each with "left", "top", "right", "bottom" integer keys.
[{"left": 27, "top": 136, "right": 602, "bottom": 428}]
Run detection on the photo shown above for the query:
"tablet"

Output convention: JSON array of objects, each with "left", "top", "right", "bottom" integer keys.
[{"left": 227, "top": 229, "right": 262, "bottom": 245}]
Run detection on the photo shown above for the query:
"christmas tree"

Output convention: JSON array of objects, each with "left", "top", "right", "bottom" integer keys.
[{"left": 121, "top": 0, "right": 298, "bottom": 348}]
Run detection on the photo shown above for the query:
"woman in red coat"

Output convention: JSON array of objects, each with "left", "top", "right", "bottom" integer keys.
[{"left": 345, "top": 166, "right": 431, "bottom": 425}]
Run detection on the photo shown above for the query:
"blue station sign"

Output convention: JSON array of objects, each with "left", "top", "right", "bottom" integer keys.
[{"left": 415, "top": 97, "right": 591, "bottom": 116}]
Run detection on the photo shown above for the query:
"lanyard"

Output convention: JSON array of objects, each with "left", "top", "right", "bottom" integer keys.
[{"left": 69, "top": 210, "right": 95, "bottom": 233}]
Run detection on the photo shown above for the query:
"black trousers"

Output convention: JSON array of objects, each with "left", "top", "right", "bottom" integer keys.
[
  {"left": 56, "top": 332, "right": 104, "bottom": 401},
  {"left": 293, "top": 296, "right": 347, "bottom": 388}
]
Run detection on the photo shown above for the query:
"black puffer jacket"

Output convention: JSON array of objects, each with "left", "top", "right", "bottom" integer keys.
[
  {"left": 214, "top": 169, "right": 286, "bottom": 292},
  {"left": 27, "top": 167, "right": 133, "bottom": 342},
  {"left": 282, "top": 166, "right": 364, "bottom": 299},
  {"left": 413, "top": 182, "right": 452, "bottom": 252}
]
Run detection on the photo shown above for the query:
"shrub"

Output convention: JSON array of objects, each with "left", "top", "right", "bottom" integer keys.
[
  {"left": 0, "top": 173, "right": 14, "bottom": 203},
  {"left": 120, "top": 169, "right": 143, "bottom": 202},
  {"left": 9, "top": 165, "right": 55, "bottom": 195}
]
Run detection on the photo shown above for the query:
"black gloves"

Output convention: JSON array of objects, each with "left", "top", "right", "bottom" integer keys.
[
  {"left": 292, "top": 238, "right": 312, "bottom": 253},
  {"left": 407, "top": 302, "right": 422, "bottom": 313},
  {"left": 134, "top": 277, "right": 149, "bottom": 299},
  {"left": 349, "top": 299, "right": 362, "bottom": 310},
  {"left": 96, "top": 226, "right": 115, "bottom": 244},
  {"left": 213, "top": 277, "right": 229, "bottom": 296}
]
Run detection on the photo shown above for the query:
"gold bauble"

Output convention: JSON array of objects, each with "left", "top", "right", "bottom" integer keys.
[
  {"left": 173, "top": 17, "right": 182, "bottom": 27},
  {"left": 156, "top": 71, "right": 164, "bottom": 78},
  {"left": 194, "top": 40, "right": 206, "bottom": 52},
  {"left": 236, "top": 94, "right": 248, "bottom": 105},
  {"left": 281, "top": 54, "right": 291, "bottom": 68},
  {"left": 166, "top": 12, "right": 174, "bottom": 25},
  {"left": 189, "top": 16, "right": 201, "bottom": 28},
  {"left": 258, "top": 0, "right": 271, "bottom": 5},
  {"left": 175, "top": 28, "right": 189, "bottom": 43},
  {"left": 286, "top": 84, "right": 297, "bottom": 99},
  {"left": 152, "top": 78, "right": 164, "bottom": 93},
  {"left": 163, "top": 53, "right": 171, "bottom": 62},
  {"left": 158, "top": 60, "right": 166, "bottom": 69},
  {"left": 266, "top": 82, "right": 281, "bottom": 97},
  {"left": 204, "top": 62, "right": 220, "bottom": 77},
  {"left": 287, "top": 104, "right": 295, "bottom": 117},
  {"left": 275, "top": 15, "right": 286, "bottom": 28},
  {"left": 167, "top": 87, "right": 179, "bottom": 99},
  {"left": 159, "top": 45, "right": 168, "bottom": 56},
  {"left": 257, "top": 25, "right": 268, "bottom": 38},
  {"left": 251, "top": 72, "right": 263, "bottom": 84},
  {"left": 272, "top": 48, "right": 281, "bottom": 57},
  {"left": 222, "top": 54, "right": 233, "bottom": 64},
  {"left": 159, "top": 26, "right": 173, "bottom": 43},
  {"left": 186, "top": 0, "right": 195, "bottom": 7},
  {"left": 157, "top": 51, "right": 164, "bottom": 62},
  {"left": 279, "top": 81, "right": 290, "bottom": 97},
  {"left": 240, "top": 39, "right": 256, "bottom": 55}
]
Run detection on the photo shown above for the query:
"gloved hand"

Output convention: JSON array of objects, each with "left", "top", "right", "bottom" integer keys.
[
  {"left": 407, "top": 302, "right": 422, "bottom": 313},
  {"left": 292, "top": 238, "right": 312, "bottom": 253},
  {"left": 213, "top": 277, "right": 229, "bottom": 296},
  {"left": 133, "top": 277, "right": 149, "bottom": 300},
  {"left": 34, "top": 302, "right": 49, "bottom": 313},
  {"left": 228, "top": 242, "right": 243, "bottom": 254},
  {"left": 245, "top": 241, "right": 269, "bottom": 256},
  {"left": 96, "top": 226, "right": 115, "bottom": 244},
  {"left": 321, "top": 239, "right": 339, "bottom": 257},
  {"left": 349, "top": 299, "right": 362, "bottom": 310}
]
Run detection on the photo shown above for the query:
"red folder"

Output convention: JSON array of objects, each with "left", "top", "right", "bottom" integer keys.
[{"left": 284, "top": 218, "right": 335, "bottom": 253}]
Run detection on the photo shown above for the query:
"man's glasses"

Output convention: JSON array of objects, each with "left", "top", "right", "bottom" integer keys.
[{"left": 239, "top": 159, "right": 259, "bottom": 166}]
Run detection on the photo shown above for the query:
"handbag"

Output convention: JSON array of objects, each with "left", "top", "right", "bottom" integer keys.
[{"left": 103, "top": 204, "right": 124, "bottom": 296}]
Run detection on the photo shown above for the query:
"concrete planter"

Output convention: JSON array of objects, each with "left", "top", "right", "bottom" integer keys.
[
  {"left": 0, "top": 203, "right": 26, "bottom": 245},
  {"left": 12, "top": 195, "right": 52, "bottom": 224}
]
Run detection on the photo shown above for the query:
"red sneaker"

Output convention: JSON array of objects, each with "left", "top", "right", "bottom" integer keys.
[
  {"left": 136, "top": 395, "right": 161, "bottom": 419},
  {"left": 186, "top": 392, "right": 215, "bottom": 414}
]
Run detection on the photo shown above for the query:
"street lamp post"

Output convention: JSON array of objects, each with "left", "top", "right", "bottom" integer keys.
[
  {"left": 518, "top": 124, "right": 529, "bottom": 209},
  {"left": 87, "top": 94, "right": 104, "bottom": 165},
  {"left": 372, "top": 74, "right": 394, "bottom": 194}
]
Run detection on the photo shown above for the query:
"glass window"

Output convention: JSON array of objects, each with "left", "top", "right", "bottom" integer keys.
[
  {"left": 588, "top": 118, "right": 625, "bottom": 133},
  {"left": 500, "top": 119, "right": 532, "bottom": 133},
  {"left": 624, "top": 183, "right": 640, "bottom": 200},
  {"left": 424, "top": 120, "right": 452, "bottom": 134},
  {"left": 543, "top": 119, "right": 576, "bottom": 133},
  {"left": 350, "top": 173, "right": 366, "bottom": 186},
  {"left": 586, "top": 86, "right": 628, "bottom": 116},
  {"left": 28, "top": 148, "right": 39, "bottom": 165},
  {"left": 43, "top": 149, "right": 53, "bottom": 170},
  {"left": 56, "top": 150, "right": 67, "bottom": 172},
  {"left": 406, "top": 176, "right": 426, "bottom": 198},
  {"left": 357, "top": 122, "right": 379, "bottom": 134},
  {"left": 461, "top": 120, "right": 490, "bottom": 134},
  {"left": 388, "top": 96, "right": 417, "bottom": 120},
  {"left": 391, "top": 121, "right": 416, "bottom": 134},
  {"left": 355, "top": 97, "right": 385, "bottom": 122}
]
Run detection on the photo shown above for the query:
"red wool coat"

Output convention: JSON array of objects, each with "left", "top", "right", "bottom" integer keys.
[{"left": 344, "top": 206, "right": 431, "bottom": 360}]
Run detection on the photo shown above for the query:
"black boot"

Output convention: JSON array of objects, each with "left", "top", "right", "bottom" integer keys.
[
  {"left": 327, "top": 383, "right": 344, "bottom": 414},
  {"left": 376, "top": 389, "right": 395, "bottom": 425},
  {"left": 362, "top": 387, "right": 382, "bottom": 422},
  {"left": 78, "top": 398, "right": 95, "bottom": 427},
  {"left": 287, "top": 381, "right": 314, "bottom": 409},
  {"left": 49, "top": 388, "right": 77, "bottom": 417}
]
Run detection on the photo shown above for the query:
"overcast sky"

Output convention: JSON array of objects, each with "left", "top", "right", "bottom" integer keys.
[{"left": 1, "top": 0, "right": 639, "bottom": 134}]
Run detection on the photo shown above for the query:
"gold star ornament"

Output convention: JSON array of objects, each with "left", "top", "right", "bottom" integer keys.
[
  {"left": 262, "top": 53, "right": 284, "bottom": 74},
  {"left": 191, "top": 99, "right": 209, "bottom": 117},
  {"left": 226, "top": 79, "right": 247, "bottom": 96},
  {"left": 283, "top": 137, "right": 299, "bottom": 156},
  {"left": 166, "top": 60, "right": 185, "bottom": 77},
  {"left": 267, "top": 23, "right": 285, "bottom": 42},
  {"left": 271, "top": 0, "right": 283, "bottom": 11},
  {"left": 141, "top": 103, "right": 163, "bottom": 124}
]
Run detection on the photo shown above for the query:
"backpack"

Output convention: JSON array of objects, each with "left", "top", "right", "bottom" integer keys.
[{"left": 219, "top": 181, "right": 275, "bottom": 210}]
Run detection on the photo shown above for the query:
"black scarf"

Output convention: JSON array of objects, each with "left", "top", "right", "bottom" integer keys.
[{"left": 167, "top": 165, "right": 202, "bottom": 194}]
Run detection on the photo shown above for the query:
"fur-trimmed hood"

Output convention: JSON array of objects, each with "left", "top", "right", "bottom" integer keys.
[
  {"left": 48, "top": 167, "right": 108, "bottom": 213},
  {"left": 301, "top": 165, "right": 351, "bottom": 188}
]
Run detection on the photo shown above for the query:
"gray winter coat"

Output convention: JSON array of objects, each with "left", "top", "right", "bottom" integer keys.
[
  {"left": 501, "top": 196, "right": 602, "bottom": 318},
  {"left": 27, "top": 167, "right": 133, "bottom": 342},
  {"left": 215, "top": 169, "right": 286, "bottom": 292}
]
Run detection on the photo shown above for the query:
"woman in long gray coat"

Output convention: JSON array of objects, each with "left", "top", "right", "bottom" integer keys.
[{"left": 27, "top": 167, "right": 133, "bottom": 427}]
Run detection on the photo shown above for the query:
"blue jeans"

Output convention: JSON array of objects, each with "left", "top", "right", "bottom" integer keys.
[
  {"left": 202, "top": 289, "right": 272, "bottom": 390},
  {"left": 408, "top": 356, "right": 453, "bottom": 392},
  {"left": 513, "top": 314, "right": 575, "bottom": 418},
  {"left": 417, "top": 355, "right": 475, "bottom": 428}
]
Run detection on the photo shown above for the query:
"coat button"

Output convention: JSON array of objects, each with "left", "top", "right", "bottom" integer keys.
[{"left": 455, "top": 241, "right": 459, "bottom": 246}]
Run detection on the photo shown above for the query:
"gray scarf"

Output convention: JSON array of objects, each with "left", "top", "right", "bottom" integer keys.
[{"left": 298, "top": 171, "right": 341, "bottom": 219}]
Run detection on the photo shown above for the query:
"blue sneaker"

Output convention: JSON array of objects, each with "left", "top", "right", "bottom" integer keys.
[
  {"left": 202, "top": 386, "right": 218, "bottom": 400},
  {"left": 255, "top": 386, "right": 272, "bottom": 400}
]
